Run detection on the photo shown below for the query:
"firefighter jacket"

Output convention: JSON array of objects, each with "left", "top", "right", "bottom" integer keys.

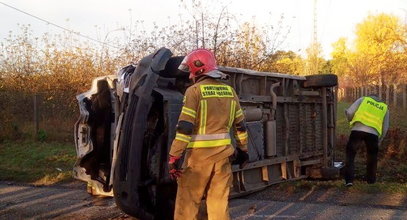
[{"left": 169, "top": 76, "right": 248, "bottom": 164}]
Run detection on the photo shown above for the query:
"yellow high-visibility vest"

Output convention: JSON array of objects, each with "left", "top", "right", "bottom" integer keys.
[{"left": 350, "top": 97, "right": 388, "bottom": 136}]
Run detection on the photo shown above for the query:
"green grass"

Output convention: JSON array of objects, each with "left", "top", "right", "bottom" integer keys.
[
  {"left": 0, "top": 140, "right": 76, "bottom": 185},
  {"left": 332, "top": 101, "right": 407, "bottom": 193},
  {"left": 336, "top": 102, "right": 351, "bottom": 136}
]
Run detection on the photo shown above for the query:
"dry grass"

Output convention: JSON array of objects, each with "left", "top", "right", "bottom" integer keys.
[{"left": 32, "top": 173, "right": 72, "bottom": 186}]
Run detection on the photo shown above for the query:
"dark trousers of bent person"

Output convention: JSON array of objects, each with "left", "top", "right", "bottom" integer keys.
[{"left": 344, "top": 130, "right": 379, "bottom": 184}]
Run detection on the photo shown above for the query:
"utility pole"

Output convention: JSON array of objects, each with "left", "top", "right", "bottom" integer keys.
[
  {"left": 201, "top": 13, "right": 205, "bottom": 48},
  {"left": 195, "top": 20, "right": 199, "bottom": 48},
  {"left": 311, "top": 0, "right": 319, "bottom": 74},
  {"left": 313, "top": 0, "right": 318, "bottom": 47}
]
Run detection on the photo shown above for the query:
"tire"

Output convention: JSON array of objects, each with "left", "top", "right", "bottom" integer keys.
[{"left": 303, "top": 74, "right": 338, "bottom": 88}]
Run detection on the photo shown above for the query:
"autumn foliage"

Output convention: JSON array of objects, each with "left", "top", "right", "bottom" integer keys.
[
  {"left": 331, "top": 13, "right": 407, "bottom": 87},
  {"left": 0, "top": 8, "right": 294, "bottom": 140},
  {"left": 1, "top": 10, "right": 406, "bottom": 141}
]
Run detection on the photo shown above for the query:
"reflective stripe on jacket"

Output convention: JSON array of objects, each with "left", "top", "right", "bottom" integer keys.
[{"left": 170, "top": 77, "right": 248, "bottom": 158}]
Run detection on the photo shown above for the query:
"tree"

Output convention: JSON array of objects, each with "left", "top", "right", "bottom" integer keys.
[
  {"left": 304, "top": 42, "right": 327, "bottom": 75},
  {"left": 263, "top": 50, "right": 304, "bottom": 74},
  {"left": 331, "top": 38, "right": 349, "bottom": 77},
  {"left": 332, "top": 13, "right": 407, "bottom": 87},
  {"left": 357, "top": 14, "right": 407, "bottom": 85},
  {"left": 218, "top": 22, "right": 266, "bottom": 69},
  {"left": 175, "top": 0, "right": 291, "bottom": 71},
  {"left": 331, "top": 38, "right": 373, "bottom": 87}
]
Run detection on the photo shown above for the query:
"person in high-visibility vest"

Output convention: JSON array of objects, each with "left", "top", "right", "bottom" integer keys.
[
  {"left": 168, "top": 49, "right": 249, "bottom": 220},
  {"left": 344, "top": 95, "right": 389, "bottom": 186}
]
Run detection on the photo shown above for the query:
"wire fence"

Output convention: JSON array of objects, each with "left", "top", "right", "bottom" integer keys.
[
  {"left": 2, "top": 84, "right": 406, "bottom": 141},
  {"left": 338, "top": 84, "right": 407, "bottom": 109},
  {"left": 0, "top": 91, "right": 78, "bottom": 141}
]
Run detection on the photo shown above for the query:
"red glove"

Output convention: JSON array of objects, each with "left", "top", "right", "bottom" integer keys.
[{"left": 168, "top": 155, "right": 182, "bottom": 180}]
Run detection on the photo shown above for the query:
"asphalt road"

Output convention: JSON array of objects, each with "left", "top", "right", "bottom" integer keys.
[
  {"left": 0, "top": 182, "right": 121, "bottom": 220},
  {"left": 1, "top": 181, "right": 407, "bottom": 219},
  {"left": 230, "top": 198, "right": 407, "bottom": 219}
]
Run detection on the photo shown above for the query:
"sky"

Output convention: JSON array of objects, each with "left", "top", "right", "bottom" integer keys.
[{"left": 1, "top": 0, "right": 407, "bottom": 59}]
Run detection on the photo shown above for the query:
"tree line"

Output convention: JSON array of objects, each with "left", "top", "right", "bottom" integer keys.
[
  {"left": 331, "top": 13, "right": 407, "bottom": 88},
  {"left": 2, "top": 9, "right": 405, "bottom": 97},
  {"left": 0, "top": 2, "right": 406, "bottom": 139}
]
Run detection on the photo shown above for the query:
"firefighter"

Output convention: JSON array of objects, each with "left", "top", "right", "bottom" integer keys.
[
  {"left": 168, "top": 49, "right": 249, "bottom": 220},
  {"left": 344, "top": 95, "right": 389, "bottom": 186}
]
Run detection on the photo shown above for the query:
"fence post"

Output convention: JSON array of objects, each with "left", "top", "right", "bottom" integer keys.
[
  {"left": 353, "top": 87, "right": 356, "bottom": 100},
  {"left": 357, "top": 87, "right": 360, "bottom": 97},
  {"left": 393, "top": 84, "right": 398, "bottom": 106},
  {"left": 347, "top": 88, "right": 349, "bottom": 101},
  {"left": 33, "top": 94, "right": 40, "bottom": 139},
  {"left": 352, "top": 87, "right": 353, "bottom": 100},
  {"left": 403, "top": 84, "right": 406, "bottom": 110},
  {"left": 385, "top": 84, "right": 390, "bottom": 104},
  {"left": 345, "top": 88, "right": 348, "bottom": 101}
]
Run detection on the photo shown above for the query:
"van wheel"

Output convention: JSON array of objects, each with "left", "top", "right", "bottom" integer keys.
[{"left": 303, "top": 74, "right": 338, "bottom": 88}]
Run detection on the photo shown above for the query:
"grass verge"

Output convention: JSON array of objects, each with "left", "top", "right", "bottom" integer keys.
[
  {"left": 336, "top": 101, "right": 351, "bottom": 136},
  {"left": 0, "top": 140, "right": 76, "bottom": 185},
  {"left": 327, "top": 101, "right": 407, "bottom": 193}
]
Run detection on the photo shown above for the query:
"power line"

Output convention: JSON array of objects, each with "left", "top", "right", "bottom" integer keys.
[{"left": 0, "top": 1, "right": 121, "bottom": 49}]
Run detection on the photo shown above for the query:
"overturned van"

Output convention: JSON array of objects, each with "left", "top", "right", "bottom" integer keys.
[{"left": 73, "top": 47, "right": 339, "bottom": 219}]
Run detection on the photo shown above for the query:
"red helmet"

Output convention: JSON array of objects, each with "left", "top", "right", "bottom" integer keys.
[{"left": 178, "top": 49, "right": 218, "bottom": 79}]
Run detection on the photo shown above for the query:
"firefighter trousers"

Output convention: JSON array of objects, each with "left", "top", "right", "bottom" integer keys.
[{"left": 174, "top": 157, "right": 232, "bottom": 220}]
